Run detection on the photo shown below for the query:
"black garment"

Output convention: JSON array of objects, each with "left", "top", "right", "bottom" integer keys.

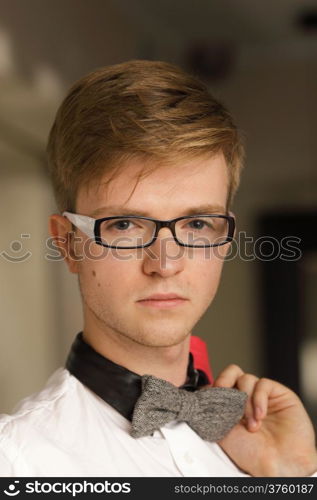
[{"left": 66, "top": 332, "right": 210, "bottom": 421}]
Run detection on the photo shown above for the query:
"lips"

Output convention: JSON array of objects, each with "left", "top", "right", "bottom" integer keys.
[
  {"left": 138, "top": 293, "right": 186, "bottom": 301},
  {"left": 136, "top": 293, "right": 188, "bottom": 309}
]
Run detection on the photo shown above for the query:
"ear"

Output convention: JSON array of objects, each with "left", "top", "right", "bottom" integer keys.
[{"left": 48, "top": 214, "right": 79, "bottom": 274}]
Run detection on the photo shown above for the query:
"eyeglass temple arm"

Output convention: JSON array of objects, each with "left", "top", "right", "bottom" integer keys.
[{"left": 62, "top": 211, "right": 96, "bottom": 239}]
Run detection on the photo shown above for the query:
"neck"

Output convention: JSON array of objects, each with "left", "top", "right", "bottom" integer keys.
[{"left": 82, "top": 316, "right": 191, "bottom": 387}]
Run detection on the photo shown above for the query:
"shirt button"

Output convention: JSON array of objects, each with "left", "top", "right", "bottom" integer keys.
[{"left": 184, "top": 451, "right": 194, "bottom": 464}]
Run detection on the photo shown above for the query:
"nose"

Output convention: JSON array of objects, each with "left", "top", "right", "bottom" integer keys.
[{"left": 142, "top": 227, "right": 186, "bottom": 277}]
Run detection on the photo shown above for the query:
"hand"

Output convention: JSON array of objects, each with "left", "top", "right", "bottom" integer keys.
[{"left": 214, "top": 364, "right": 317, "bottom": 477}]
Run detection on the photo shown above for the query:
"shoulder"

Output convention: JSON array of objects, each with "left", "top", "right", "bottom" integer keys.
[
  {"left": 0, "top": 368, "right": 77, "bottom": 468},
  {"left": 0, "top": 368, "right": 73, "bottom": 430}
]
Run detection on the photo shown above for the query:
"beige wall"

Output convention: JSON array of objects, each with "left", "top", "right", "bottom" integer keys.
[{"left": 0, "top": 171, "right": 55, "bottom": 411}]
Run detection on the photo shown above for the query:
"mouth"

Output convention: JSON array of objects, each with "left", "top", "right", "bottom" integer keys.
[{"left": 136, "top": 293, "right": 188, "bottom": 309}]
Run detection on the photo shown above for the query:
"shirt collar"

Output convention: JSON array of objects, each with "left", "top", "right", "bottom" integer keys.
[{"left": 66, "top": 332, "right": 210, "bottom": 421}]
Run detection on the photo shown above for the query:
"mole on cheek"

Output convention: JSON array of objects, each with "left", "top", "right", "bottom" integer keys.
[
  {"left": 92, "top": 270, "right": 96, "bottom": 277},
  {"left": 97, "top": 282, "right": 101, "bottom": 287}
]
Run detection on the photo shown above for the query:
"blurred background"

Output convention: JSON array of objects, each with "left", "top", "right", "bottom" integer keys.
[{"left": 0, "top": 0, "right": 316, "bottom": 430}]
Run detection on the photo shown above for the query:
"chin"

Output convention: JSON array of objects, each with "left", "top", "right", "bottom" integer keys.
[
  {"left": 132, "top": 324, "right": 191, "bottom": 348},
  {"left": 135, "top": 339, "right": 188, "bottom": 350}
]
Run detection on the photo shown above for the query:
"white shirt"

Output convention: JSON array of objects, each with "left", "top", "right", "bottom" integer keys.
[{"left": 0, "top": 369, "right": 314, "bottom": 477}]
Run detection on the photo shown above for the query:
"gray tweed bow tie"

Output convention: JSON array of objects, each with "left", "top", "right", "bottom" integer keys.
[{"left": 131, "top": 375, "right": 247, "bottom": 441}]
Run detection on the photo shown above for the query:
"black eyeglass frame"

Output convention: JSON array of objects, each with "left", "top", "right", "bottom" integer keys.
[{"left": 94, "top": 214, "right": 235, "bottom": 249}]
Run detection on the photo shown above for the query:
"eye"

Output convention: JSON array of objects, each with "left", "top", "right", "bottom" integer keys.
[
  {"left": 111, "top": 220, "right": 132, "bottom": 231},
  {"left": 187, "top": 219, "right": 213, "bottom": 230},
  {"left": 101, "top": 219, "right": 135, "bottom": 232},
  {"left": 101, "top": 218, "right": 146, "bottom": 234}
]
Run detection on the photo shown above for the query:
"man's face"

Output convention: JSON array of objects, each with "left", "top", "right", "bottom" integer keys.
[{"left": 72, "top": 153, "right": 230, "bottom": 348}]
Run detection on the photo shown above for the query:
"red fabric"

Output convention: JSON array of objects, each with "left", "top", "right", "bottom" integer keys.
[{"left": 190, "top": 335, "right": 213, "bottom": 384}]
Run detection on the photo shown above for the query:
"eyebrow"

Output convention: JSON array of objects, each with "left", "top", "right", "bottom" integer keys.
[{"left": 90, "top": 204, "right": 227, "bottom": 218}]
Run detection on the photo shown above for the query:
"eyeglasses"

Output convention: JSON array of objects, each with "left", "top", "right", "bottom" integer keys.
[{"left": 63, "top": 211, "right": 235, "bottom": 249}]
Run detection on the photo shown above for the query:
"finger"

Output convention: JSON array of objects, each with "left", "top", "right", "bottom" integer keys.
[
  {"left": 251, "top": 377, "right": 290, "bottom": 419},
  {"left": 234, "top": 374, "right": 263, "bottom": 432},
  {"left": 213, "top": 364, "right": 245, "bottom": 388},
  {"left": 214, "top": 366, "right": 265, "bottom": 432}
]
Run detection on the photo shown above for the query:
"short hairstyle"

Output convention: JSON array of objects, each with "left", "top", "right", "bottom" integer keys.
[{"left": 47, "top": 60, "right": 244, "bottom": 212}]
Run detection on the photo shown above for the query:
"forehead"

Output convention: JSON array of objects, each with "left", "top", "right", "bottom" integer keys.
[{"left": 76, "top": 154, "right": 229, "bottom": 217}]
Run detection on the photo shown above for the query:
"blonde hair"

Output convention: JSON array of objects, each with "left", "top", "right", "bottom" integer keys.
[{"left": 47, "top": 60, "right": 244, "bottom": 212}]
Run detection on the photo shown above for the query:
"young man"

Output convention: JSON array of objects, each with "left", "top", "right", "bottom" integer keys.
[{"left": 0, "top": 60, "right": 316, "bottom": 477}]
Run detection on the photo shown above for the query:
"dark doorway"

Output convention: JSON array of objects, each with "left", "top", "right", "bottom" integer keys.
[{"left": 259, "top": 211, "right": 317, "bottom": 431}]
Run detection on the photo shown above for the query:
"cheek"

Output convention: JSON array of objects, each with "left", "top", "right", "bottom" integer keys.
[
  {"left": 78, "top": 250, "right": 140, "bottom": 295},
  {"left": 189, "top": 250, "right": 225, "bottom": 294}
]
